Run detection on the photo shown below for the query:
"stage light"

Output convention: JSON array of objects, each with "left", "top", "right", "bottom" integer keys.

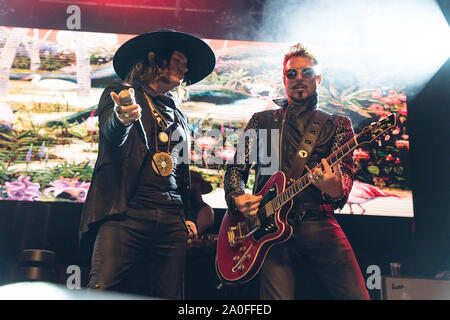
[
  {"left": 0, "top": 282, "right": 153, "bottom": 300},
  {"left": 0, "top": 282, "right": 72, "bottom": 300},
  {"left": 260, "top": 0, "right": 450, "bottom": 91}
]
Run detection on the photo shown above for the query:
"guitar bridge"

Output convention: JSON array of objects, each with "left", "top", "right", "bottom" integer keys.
[
  {"left": 227, "top": 219, "right": 260, "bottom": 247},
  {"left": 227, "top": 226, "right": 241, "bottom": 247}
]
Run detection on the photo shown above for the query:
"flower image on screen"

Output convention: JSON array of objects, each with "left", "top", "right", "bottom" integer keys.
[{"left": 0, "top": 27, "right": 413, "bottom": 217}]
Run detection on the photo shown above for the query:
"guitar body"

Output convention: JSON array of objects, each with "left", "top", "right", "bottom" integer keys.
[{"left": 216, "top": 171, "right": 293, "bottom": 284}]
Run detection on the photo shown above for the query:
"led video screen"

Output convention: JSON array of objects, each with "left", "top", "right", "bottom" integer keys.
[{"left": 0, "top": 27, "right": 413, "bottom": 217}]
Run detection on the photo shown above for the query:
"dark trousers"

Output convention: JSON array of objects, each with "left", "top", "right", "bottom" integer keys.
[
  {"left": 87, "top": 208, "right": 188, "bottom": 299},
  {"left": 260, "top": 216, "right": 370, "bottom": 300}
]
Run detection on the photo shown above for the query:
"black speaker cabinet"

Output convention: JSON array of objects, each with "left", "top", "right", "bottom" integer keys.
[{"left": 381, "top": 276, "right": 450, "bottom": 300}]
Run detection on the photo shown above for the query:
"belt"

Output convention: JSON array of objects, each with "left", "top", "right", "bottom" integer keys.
[{"left": 288, "top": 202, "right": 334, "bottom": 224}]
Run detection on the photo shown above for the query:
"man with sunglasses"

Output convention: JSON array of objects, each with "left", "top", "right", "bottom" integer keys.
[{"left": 224, "top": 43, "right": 369, "bottom": 300}]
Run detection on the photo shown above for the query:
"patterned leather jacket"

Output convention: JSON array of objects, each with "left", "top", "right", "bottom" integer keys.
[{"left": 224, "top": 94, "right": 355, "bottom": 217}]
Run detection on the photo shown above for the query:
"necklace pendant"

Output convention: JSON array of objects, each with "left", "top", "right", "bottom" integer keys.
[
  {"left": 152, "top": 152, "right": 173, "bottom": 176},
  {"left": 158, "top": 131, "right": 169, "bottom": 143}
]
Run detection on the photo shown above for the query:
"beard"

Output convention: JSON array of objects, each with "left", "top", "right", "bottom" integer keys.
[
  {"left": 288, "top": 90, "right": 313, "bottom": 105},
  {"left": 286, "top": 80, "right": 319, "bottom": 105}
]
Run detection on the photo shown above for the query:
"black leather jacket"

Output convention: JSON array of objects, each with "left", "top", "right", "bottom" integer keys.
[
  {"left": 224, "top": 95, "right": 355, "bottom": 215},
  {"left": 79, "top": 83, "right": 193, "bottom": 251}
]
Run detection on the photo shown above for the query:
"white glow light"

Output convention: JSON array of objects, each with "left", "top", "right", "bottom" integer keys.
[{"left": 261, "top": 0, "right": 450, "bottom": 90}]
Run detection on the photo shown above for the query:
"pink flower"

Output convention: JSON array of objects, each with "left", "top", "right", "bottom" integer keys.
[
  {"left": 381, "top": 96, "right": 401, "bottom": 105},
  {"left": 43, "top": 178, "right": 90, "bottom": 202},
  {"left": 354, "top": 148, "right": 370, "bottom": 161},
  {"left": 217, "top": 147, "right": 236, "bottom": 161},
  {"left": 395, "top": 140, "right": 409, "bottom": 150},
  {"left": 369, "top": 103, "right": 391, "bottom": 118},
  {"left": 86, "top": 115, "right": 98, "bottom": 133},
  {"left": 190, "top": 150, "right": 203, "bottom": 163},
  {"left": 385, "top": 154, "right": 395, "bottom": 161},
  {"left": 372, "top": 88, "right": 383, "bottom": 99},
  {"left": 195, "top": 136, "right": 218, "bottom": 150},
  {"left": 388, "top": 89, "right": 398, "bottom": 96},
  {"left": 379, "top": 90, "right": 406, "bottom": 105},
  {"left": 5, "top": 176, "right": 41, "bottom": 201}
]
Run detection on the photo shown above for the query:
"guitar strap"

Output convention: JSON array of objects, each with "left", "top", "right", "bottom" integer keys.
[{"left": 287, "top": 109, "right": 331, "bottom": 181}]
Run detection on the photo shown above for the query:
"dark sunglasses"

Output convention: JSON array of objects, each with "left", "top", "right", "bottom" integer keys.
[{"left": 284, "top": 67, "right": 316, "bottom": 79}]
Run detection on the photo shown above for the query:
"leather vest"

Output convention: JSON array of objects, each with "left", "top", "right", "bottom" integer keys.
[{"left": 252, "top": 97, "right": 339, "bottom": 207}]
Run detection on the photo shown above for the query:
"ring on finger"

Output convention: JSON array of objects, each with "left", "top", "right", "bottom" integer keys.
[
  {"left": 123, "top": 112, "right": 129, "bottom": 118},
  {"left": 315, "top": 173, "right": 324, "bottom": 181}
]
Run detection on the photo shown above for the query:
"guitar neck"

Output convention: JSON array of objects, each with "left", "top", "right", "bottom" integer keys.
[{"left": 271, "top": 135, "right": 360, "bottom": 212}]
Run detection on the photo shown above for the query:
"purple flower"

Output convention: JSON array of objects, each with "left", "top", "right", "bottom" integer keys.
[
  {"left": 5, "top": 176, "right": 41, "bottom": 201},
  {"left": 39, "top": 142, "right": 46, "bottom": 159},
  {"left": 26, "top": 144, "right": 33, "bottom": 162}
]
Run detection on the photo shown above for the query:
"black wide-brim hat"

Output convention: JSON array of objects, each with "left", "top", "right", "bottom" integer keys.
[{"left": 113, "top": 30, "right": 216, "bottom": 85}]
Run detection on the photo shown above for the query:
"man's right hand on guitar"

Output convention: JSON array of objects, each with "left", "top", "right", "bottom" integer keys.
[{"left": 234, "top": 194, "right": 263, "bottom": 218}]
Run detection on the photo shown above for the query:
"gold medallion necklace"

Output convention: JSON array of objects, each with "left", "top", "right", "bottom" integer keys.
[{"left": 144, "top": 93, "right": 173, "bottom": 176}]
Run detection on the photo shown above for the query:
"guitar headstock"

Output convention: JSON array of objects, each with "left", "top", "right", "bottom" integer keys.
[{"left": 357, "top": 113, "right": 398, "bottom": 145}]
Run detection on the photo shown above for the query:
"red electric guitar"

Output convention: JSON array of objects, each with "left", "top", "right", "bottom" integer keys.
[{"left": 216, "top": 113, "right": 397, "bottom": 284}]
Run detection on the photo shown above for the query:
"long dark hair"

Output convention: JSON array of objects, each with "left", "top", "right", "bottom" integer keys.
[{"left": 124, "top": 50, "right": 188, "bottom": 103}]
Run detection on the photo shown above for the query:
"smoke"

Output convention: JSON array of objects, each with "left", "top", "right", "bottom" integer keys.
[{"left": 254, "top": 0, "right": 449, "bottom": 91}]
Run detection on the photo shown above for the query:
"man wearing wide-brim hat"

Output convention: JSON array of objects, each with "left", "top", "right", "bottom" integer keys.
[{"left": 79, "top": 30, "right": 215, "bottom": 299}]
